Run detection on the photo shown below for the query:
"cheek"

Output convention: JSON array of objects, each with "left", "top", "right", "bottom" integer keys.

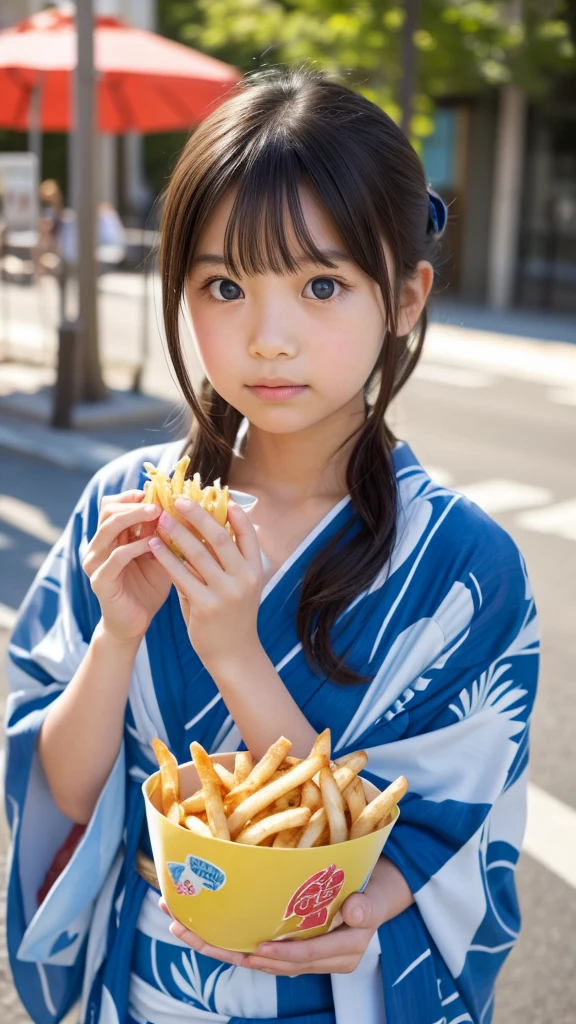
[
  {"left": 189, "top": 316, "right": 235, "bottom": 382},
  {"left": 312, "top": 311, "right": 383, "bottom": 385}
]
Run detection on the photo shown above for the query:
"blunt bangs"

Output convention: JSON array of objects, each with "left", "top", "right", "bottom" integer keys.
[
  {"left": 221, "top": 151, "right": 345, "bottom": 278},
  {"left": 191, "top": 130, "right": 391, "bottom": 289}
]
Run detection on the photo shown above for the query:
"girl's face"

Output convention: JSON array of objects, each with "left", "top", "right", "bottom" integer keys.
[{"left": 184, "top": 188, "right": 426, "bottom": 437}]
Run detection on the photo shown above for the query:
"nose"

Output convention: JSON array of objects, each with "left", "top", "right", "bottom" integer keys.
[{"left": 247, "top": 298, "right": 299, "bottom": 360}]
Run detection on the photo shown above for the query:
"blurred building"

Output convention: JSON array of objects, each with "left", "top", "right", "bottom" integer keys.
[
  {"left": 0, "top": 0, "right": 156, "bottom": 219},
  {"left": 423, "top": 77, "right": 576, "bottom": 313}
]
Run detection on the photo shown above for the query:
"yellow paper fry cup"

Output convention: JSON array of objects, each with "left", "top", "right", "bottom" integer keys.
[{"left": 142, "top": 752, "right": 400, "bottom": 953}]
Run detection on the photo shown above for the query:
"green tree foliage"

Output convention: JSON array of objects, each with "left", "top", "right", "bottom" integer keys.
[{"left": 156, "top": 0, "right": 576, "bottom": 140}]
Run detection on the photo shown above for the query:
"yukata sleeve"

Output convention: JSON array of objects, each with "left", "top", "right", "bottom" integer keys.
[
  {"left": 335, "top": 524, "right": 539, "bottom": 1024},
  {"left": 3, "top": 460, "right": 137, "bottom": 1024}
]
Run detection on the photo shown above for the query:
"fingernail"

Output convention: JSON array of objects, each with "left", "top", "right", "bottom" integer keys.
[
  {"left": 158, "top": 511, "right": 174, "bottom": 532},
  {"left": 143, "top": 504, "right": 158, "bottom": 514},
  {"left": 174, "top": 497, "right": 193, "bottom": 512},
  {"left": 169, "top": 920, "right": 185, "bottom": 937},
  {"left": 148, "top": 537, "right": 162, "bottom": 551}
]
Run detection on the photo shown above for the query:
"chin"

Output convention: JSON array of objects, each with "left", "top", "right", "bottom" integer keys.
[{"left": 227, "top": 399, "right": 319, "bottom": 432}]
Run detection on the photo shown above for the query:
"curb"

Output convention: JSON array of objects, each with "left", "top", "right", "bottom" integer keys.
[
  {"left": 0, "top": 420, "right": 128, "bottom": 471},
  {"left": 0, "top": 386, "right": 178, "bottom": 430}
]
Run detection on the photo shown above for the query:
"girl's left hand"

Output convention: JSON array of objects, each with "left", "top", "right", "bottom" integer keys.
[
  {"left": 148, "top": 498, "right": 264, "bottom": 670},
  {"left": 159, "top": 871, "right": 387, "bottom": 976}
]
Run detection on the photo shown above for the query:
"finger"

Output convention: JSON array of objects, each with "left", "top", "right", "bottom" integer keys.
[
  {"left": 159, "top": 898, "right": 172, "bottom": 918},
  {"left": 148, "top": 536, "right": 208, "bottom": 601},
  {"left": 226, "top": 502, "right": 263, "bottom": 571},
  {"left": 245, "top": 954, "right": 356, "bottom": 975},
  {"left": 168, "top": 919, "right": 248, "bottom": 967},
  {"left": 157, "top": 513, "right": 225, "bottom": 586},
  {"left": 254, "top": 923, "right": 367, "bottom": 964},
  {"left": 84, "top": 505, "right": 161, "bottom": 570},
  {"left": 341, "top": 891, "right": 377, "bottom": 930},
  {"left": 99, "top": 501, "right": 152, "bottom": 527},
  {"left": 100, "top": 489, "right": 145, "bottom": 510},
  {"left": 90, "top": 536, "right": 156, "bottom": 585},
  {"left": 173, "top": 497, "right": 246, "bottom": 574},
  {"left": 176, "top": 591, "right": 192, "bottom": 623}
]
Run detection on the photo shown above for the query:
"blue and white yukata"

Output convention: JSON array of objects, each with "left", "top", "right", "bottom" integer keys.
[{"left": 4, "top": 438, "right": 539, "bottom": 1024}]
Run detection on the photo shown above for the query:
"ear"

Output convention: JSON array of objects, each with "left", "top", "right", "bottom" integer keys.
[{"left": 396, "top": 261, "right": 434, "bottom": 337}]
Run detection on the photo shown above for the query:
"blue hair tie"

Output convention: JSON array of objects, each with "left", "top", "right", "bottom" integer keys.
[{"left": 427, "top": 189, "right": 448, "bottom": 238}]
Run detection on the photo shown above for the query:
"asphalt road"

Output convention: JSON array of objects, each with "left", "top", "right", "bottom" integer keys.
[{"left": 0, "top": 325, "right": 575, "bottom": 1023}]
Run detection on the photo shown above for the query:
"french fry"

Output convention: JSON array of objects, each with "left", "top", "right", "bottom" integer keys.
[
  {"left": 332, "top": 751, "right": 368, "bottom": 792},
  {"left": 167, "top": 801, "right": 183, "bottom": 825},
  {"left": 227, "top": 753, "right": 328, "bottom": 838},
  {"left": 213, "top": 763, "right": 236, "bottom": 792},
  {"left": 153, "top": 733, "right": 407, "bottom": 849},
  {"left": 224, "top": 737, "right": 292, "bottom": 814},
  {"left": 183, "top": 471, "right": 203, "bottom": 503},
  {"left": 350, "top": 776, "right": 409, "bottom": 840},
  {"left": 300, "top": 778, "right": 323, "bottom": 814},
  {"left": 170, "top": 455, "right": 189, "bottom": 496},
  {"left": 272, "top": 827, "right": 301, "bottom": 848},
  {"left": 190, "top": 741, "right": 230, "bottom": 841},
  {"left": 243, "top": 809, "right": 270, "bottom": 826},
  {"left": 181, "top": 789, "right": 205, "bottom": 815},
  {"left": 335, "top": 751, "right": 362, "bottom": 768},
  {"left": 297, "top": 807, "right": 328, "bottom": 849},
  {"left": 151, "top": 738, "right": 180, "bottom": 817},
  {"left": 319, "top": 767, "right": 348, "bottom": 844},
  {"left": 272, "top": 788, "right": 301, "bottom": 812},
  {"left": 184, "top": 814, "right": 212, "bottom": 837},
  {"left": 344, "top": 776, "right": 367, "bottom": 825},
  {"left": 211, "top": 484, "right": 229, "bottom": 528},
  {"left": 315, "top": 827, "right": 330, "bottom": 847},
  {"left": 143, "top": 458, "right": 232, "bottom": 555},
  {"left": 311, "top": 728, "right": 331, "bottom": 761},
  {"left": 235, "top": 808, "right": 311, "bottom": 846},
  {"left": 234, "top": 751, "right": 253, "bottom": 785}
]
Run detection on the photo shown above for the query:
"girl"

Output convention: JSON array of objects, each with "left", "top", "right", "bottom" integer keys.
[{"left": 5, "top": 68, "right": 538, "bottom": 1024}]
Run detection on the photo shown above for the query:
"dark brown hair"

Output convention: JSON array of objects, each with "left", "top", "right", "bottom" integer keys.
[{"left": 160, "top": 66, "right": 442, "bottom": 685}]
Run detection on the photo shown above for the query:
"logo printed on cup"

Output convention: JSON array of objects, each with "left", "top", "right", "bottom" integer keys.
[
  {"left": 167, "top": 855, "right": 226, "bottom": 897},
  {"left": 283, "top": 864, "right": 345, "bottom": 930}
]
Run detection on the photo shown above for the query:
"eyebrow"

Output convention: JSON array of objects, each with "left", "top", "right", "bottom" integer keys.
[{"left": 190, "top": 248, "right": 356, "bottom": 269}]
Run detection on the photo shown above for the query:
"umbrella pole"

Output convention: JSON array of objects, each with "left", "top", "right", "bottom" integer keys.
[
  {"left": 75, "top": 0, "right": 106, "bottom": 403},
  {"left": 28, "top": 77, "right": 43, "bottom": 176}
]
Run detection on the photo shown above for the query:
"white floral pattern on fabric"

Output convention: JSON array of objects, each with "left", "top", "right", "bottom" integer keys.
[{"left": 4, "top": 440, "right": 539, "bottom": 1024}]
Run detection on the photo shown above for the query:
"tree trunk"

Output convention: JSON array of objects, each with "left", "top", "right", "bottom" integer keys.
[{"left": 400, "top": 0, "right": 420, "bottom": 138}]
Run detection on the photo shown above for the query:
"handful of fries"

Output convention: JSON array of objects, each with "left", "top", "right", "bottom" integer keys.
[
  {"left": 151, "top": 730, "right": 408, "bottom": 849},
  {"left": 143, "top": 455, "right": 231, "bottom": 558}
]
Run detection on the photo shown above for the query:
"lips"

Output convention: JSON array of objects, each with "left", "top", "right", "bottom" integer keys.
[
  {"left": 250, "top": 379, "right": 302, "bottom": 387},
  {"left": 247, "top": 383, "right": 309, "bottom": 402}
]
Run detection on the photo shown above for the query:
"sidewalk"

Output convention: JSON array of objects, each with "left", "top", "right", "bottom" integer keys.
[{"left": 430, "top": 296, "right": 576, "bottom": 346}]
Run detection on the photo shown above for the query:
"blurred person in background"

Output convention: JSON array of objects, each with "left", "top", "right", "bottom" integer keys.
[
  {"left": 4, "top": 67, "right": 538, "bottom": 1024},
  {"left": 34, "top": 178, "right": 65, "bottom": 278},
  {"left": 60, "top": 200, "right": 127, "bottom": 269}
]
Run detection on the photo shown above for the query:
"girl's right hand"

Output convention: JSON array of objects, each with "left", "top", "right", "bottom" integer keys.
[{"left": 82, "top": 489, "right": 172, "bottom": 644}]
